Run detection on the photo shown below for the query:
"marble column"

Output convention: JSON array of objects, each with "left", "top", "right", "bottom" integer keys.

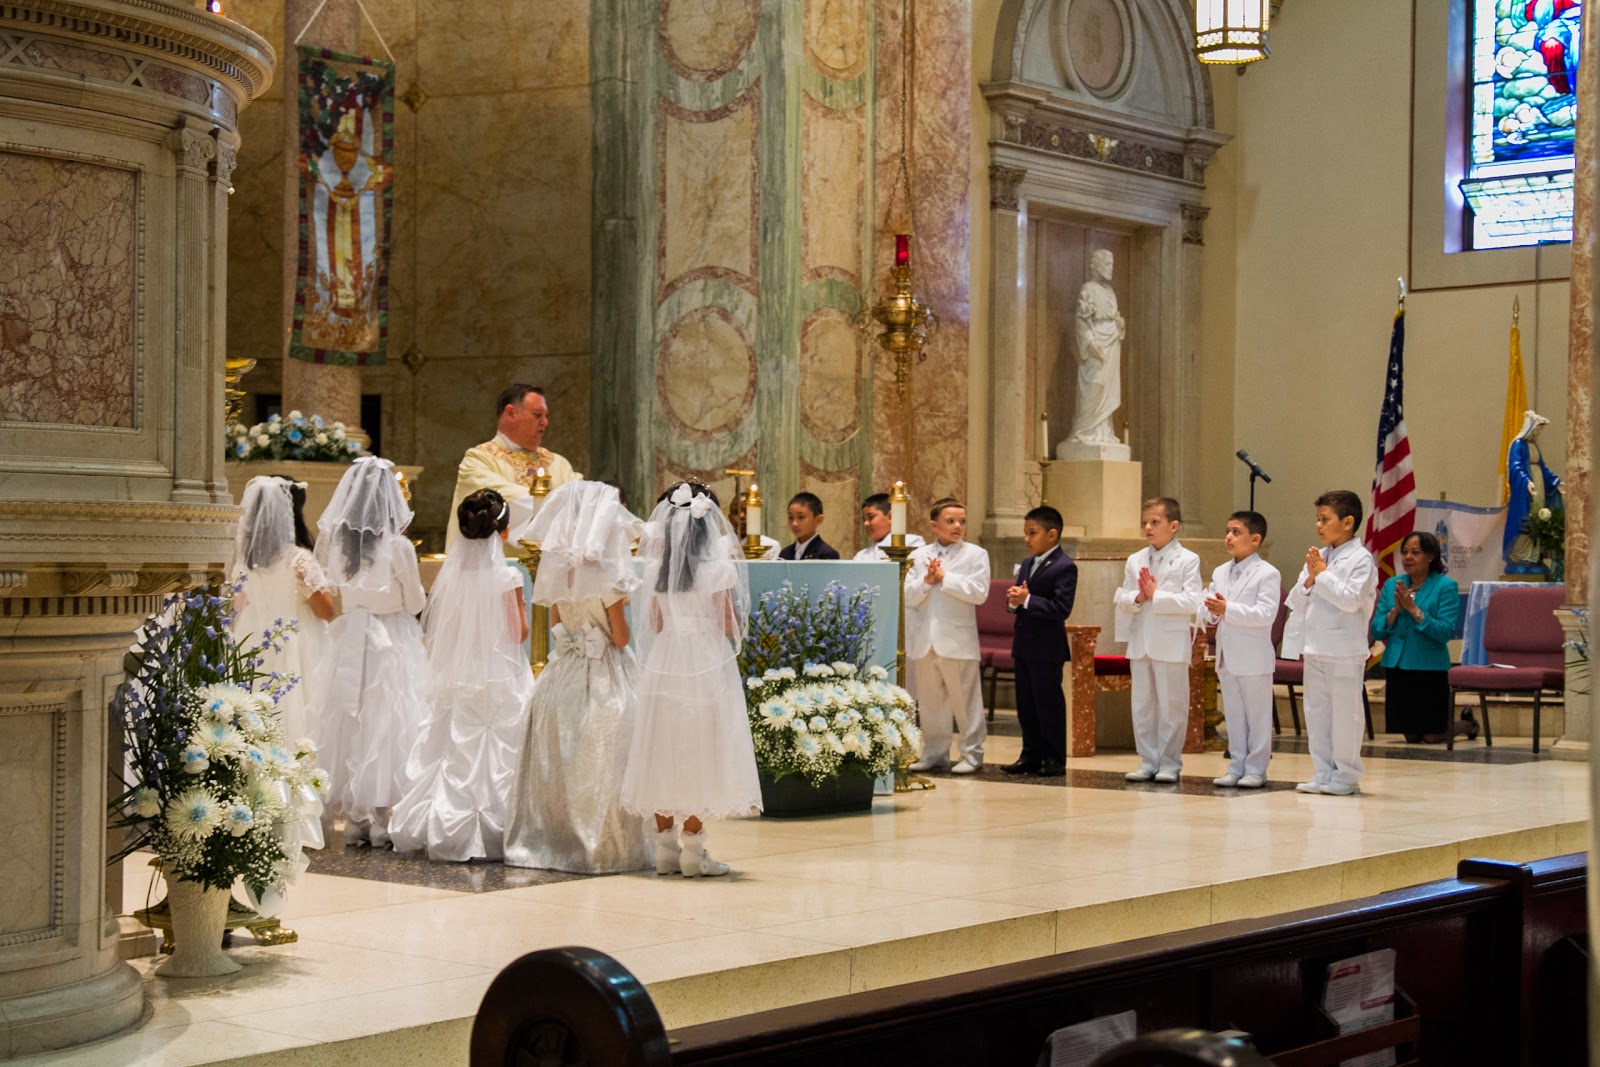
[
  {"left": 280, "top": 0, "right": 364, "bottom": 436},
  {"left": 1554, "top": 0, "right": 1598, "bottom": 767},
  {"left": 0, "top": 0, "right": 272, "bottom": 1055},
  {"left": 984, "top": 163, "right": 1031, "bottom": 546}
]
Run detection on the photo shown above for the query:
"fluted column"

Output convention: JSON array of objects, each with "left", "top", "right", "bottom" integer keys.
[
  {"left": 171, "top": 120, "right": 218, "bottom": 504},
  {"left": 983, "top": 163, "right": 1031, "bottom": 549}
]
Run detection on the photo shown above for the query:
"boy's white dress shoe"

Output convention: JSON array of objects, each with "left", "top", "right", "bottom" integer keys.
[
  {"left": 1212, "top": 773, "right": 1241, "bottom": 787},
  {"left": 1153, "top": 770, "right": 1180, "bottom": 784},
  {"left": 951, "top": 758, "right": 980, "bottom": 775},
  {"left": 1237, "top": 774, "right": 1267, "bottom": 789},
  {"left": 1124, "top": 767, "right": 1156, "bottom": 782}
]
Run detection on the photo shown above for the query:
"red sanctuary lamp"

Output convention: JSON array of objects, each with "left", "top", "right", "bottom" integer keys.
[{"left": 860, "top": 233, "right": 937, "bottom": 400}]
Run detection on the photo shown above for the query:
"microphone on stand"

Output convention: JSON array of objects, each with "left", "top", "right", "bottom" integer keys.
[
  {"left": 1236, "top": 450, "right": 1271, "bottom": 512},
  {"left": 1235, "top": 450, "right": 1272, "bottom": 483}
]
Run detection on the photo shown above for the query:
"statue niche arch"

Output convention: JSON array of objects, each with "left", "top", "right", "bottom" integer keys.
[{"left": 981, "top": 0, "right": 1227, "bottom": 545}]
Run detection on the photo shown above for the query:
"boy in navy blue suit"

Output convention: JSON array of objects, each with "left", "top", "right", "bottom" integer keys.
[
  {"left": 779, "top": 492, "right": 840, "bottom": 560},
  {"left": 1003, "top": 505, "right": 1078, "bottom": 775}
]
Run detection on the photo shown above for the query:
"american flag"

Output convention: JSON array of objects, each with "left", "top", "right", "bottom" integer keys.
[{"left": 1364, "top": 308, "right": 1417, "bottom": 577}]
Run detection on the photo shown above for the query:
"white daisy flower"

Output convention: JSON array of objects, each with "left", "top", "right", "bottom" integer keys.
[
  {"left": 132, "top": 787, "right": 161, "bottom": 818},
  {"left": 225, "top": 802, "right": 254, "bottom": 836},
  {"left": 180, "top": 744, "right": 210, "bottom": 774},
  {"left": 166, "top": 787, "right": 222, "bottom": 840}
]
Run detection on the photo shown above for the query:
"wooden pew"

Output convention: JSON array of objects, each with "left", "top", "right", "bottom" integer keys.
[{"left": 470, "top": 854, "right": 1586, "bottom": 1067}]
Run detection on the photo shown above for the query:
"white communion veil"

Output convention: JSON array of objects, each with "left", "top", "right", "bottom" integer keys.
[
  {"left": 521, "top": 480, "right": 645, "bottom": 607},
  {"left": 316, "top": 456, "right": 413, "bottom": 593},
  {"left": 233, "top": 476, "right": 297, "bottom": 574},
  {"left": 421, "top": 531, "right": 526, "bottom": 685},
  {"left": 636, "top": 482, "right": 750, "bottom": 662}
]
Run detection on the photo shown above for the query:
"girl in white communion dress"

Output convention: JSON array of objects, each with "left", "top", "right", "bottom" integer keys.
[
  {"left": 389, "top": 489, "right": 533, "bottom": 862},
  {"left": 229, "top": 476, "right": 336, "bottom": 745},
  {"left": 307, "top": 456, "right": 432, "bottom": 848},
  {"left": 620, "top": 481, "right": 762, "bottom": 877},
  {"left": 504, "top": 479, "right": 651, "bottom": 874}
]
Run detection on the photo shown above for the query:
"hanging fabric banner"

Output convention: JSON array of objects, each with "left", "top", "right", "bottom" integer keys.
[{"left": 291, "top": 45, "right": 394, "bottom": 366}]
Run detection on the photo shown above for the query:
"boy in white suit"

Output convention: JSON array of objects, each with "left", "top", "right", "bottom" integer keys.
[
  {"left": 1286, "top": 489, "right": 1378, "bottom": 796},
  {"left": 1203, "top": 510, "right": 1282, "bottom": 789},
  {"left": 905, "top": 498, "right": 991, "bottom": 774},
  {"left": 1114, "top": 497, "right": 1203, "bottom": 783}
]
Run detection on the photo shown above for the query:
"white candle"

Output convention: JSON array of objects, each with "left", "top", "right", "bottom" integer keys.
[
  {"left": 746, "top": 499, "right": 761, "bottom": 539},
  {"left": 1040, "top": 413, "right": 1049, "bottom": 460},
  {"left": 890, "top": 497, "right": 907, "bottom": 536}
]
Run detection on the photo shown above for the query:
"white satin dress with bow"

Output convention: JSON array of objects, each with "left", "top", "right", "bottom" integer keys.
[{"left": 504, "top": 592, "right": 651, "bottom": 873}]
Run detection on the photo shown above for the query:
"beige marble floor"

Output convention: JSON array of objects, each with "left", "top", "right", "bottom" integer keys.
[{"left": 23, "top": 735, "right": 1589, "bottom": 1067}]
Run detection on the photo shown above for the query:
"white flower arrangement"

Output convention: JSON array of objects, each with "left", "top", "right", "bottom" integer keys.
[
  {"left": 226, "top": 411, "right": 365, "bottom": 463},
  {"left": 744, "top": 667, "right": 922, "bottom": 787},
  {"left": 109, "top": 587, "right": 326, "bottom": 903}
]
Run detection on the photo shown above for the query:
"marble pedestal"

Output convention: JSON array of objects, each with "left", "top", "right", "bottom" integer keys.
[{"left": 1046, "top": 460, "right": 1144, "bottom": 540}]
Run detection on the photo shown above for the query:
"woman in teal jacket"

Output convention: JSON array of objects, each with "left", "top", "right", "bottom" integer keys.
[{"left": 1371, "top": 531, "right": 1465, "bottom": 743}]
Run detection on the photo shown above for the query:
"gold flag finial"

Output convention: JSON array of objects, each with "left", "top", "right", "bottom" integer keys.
[{"left": 1513, "top": 294, "right": 1521, "bottom": 325}]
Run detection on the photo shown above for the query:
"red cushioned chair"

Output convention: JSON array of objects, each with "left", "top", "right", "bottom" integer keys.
[
  {"left": 976, "top": 578, "right": 1016, "bottom": 722},
  {"left": 1446, "top": 584, "right": 1565, "bottom": 753}
]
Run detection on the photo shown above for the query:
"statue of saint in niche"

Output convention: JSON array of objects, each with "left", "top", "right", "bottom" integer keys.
[{"left": 1058, "top": 248, "right": 1129, "bottom": 462}]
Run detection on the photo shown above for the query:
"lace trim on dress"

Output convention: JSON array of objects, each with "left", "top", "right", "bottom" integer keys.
[{"left": 293, "top": 548, "right": 331, "bottom": 597}]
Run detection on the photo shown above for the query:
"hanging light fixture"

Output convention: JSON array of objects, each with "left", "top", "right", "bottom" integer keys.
[
  {"left": 1194, "top": 0, "right": 1270, "bottom": 65},
  {"left": 857, "top": 0, "right": 937, "bottom": 401}
]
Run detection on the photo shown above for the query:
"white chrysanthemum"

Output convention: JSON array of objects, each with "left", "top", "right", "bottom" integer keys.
[
  {"left": 247, "top": 693, "right": 273, "bottom": 716},
  {"left": 746, "top": 676, "right": 763, "bottom": 691},
  {"left": 198, "top": 720, "right": 244, "bottom": 758},
  {"left": 132, "top": 787, "right": 161, "bottom": 818},
  {"left": 833, "top": 712, "right": 853, "bottom": 731},
  {"left": 883, "top": 723, "right": 902, "bottom": 749},
  {"left": 840, "top": 730, "right": 862, "bottom": 753},
  {"left": 823, "top": 731, "right": 846, "bottom": 755},
  {"left": 758, "top": 699, "right": 791, "bottom": 727},
  {"left": 236, "top": 710, "right": 266, "bottom": 738},
  {"left": 245, "top": 779, "right": 285, "bottom": 820},
  {"left": 803, "top": 663, "right": 825, "bottom": 678},
  {"left": 167, "top": 787, "right": 223, "bottom": 840},
  {"left": 816, "top": 664, "right": 835, "bottom": 677},
  {"left": 260, "top": 745, "right": 293, "bottom": 778},
  {"left": 888, "top": 707, "right": 908, "bottom": 724},
  {"left": 778, "top": 666, "right": 797, "bottom": 680},
  {"left": 853, "top": 727, "right": 874, "bottom": 753},
  {"left": 808, "top": 715, "right": 829, "bottom": 732},
  {"left": 180, "top": 744, "right": 210, "bottom": 774},
  {"left": 866, "top": 707, "right": 885, "bottom": 722},
  {"left": 791, "top": 718, "right": 808, "bottom": 734},
  {"left": 831, "top": 661, "right": 855, "bottom": 676},
  {"left": 797, "top": 735, "right": 822, "bottom": 759},
  {"left": 763, "top": 667, "right": 781, "bottom": 679},
  {"left": 867, "top": 664, "right": 888, "bottom": 680},
  {"left": 902, "top": 724, "right": 923, "bottom": 750},
  {"left": 294, "top": 737, "right": 317, "bottom": 758},
  {"left": 225, "top": 801, "right": 254, "bottom": 836}
]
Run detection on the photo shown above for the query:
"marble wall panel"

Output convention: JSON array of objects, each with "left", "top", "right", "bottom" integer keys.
[
  {"left": 800, "top": 460, "right": 861, "bottom": 556},
  {"left": 0, "top": 711, "right": 55, "bottom": 938},
  {"left": 16, "top": 36, "right": 130, "bottom": 82},
  {"left": 805, "top": 0, "right": 869, "bottom": 79},
  {"left": 659, "top": 0, "right": 759, "bottom": 80},
  {"left": 655, "top": 445, "right": 759, "bottom": 512},
  {"left": 870, "top": 0, "right": 971, "bottom": 516},
  {"left": 659, "top": 90, "right": 760, "bottom": 300},
  {"left": 657, "top": 307, "right": 757, "bottom": 441},
  {"left": 0, "top": 152, "right": 136, "bottom": 429},
  {"left": 416, "top": 88, "right": 591, "bottom": 360},
  {"left": 418, "top": 0, "right": 587, "bottom": 93},
  {"left": 799, "top": 308, "right": 861, "bottom": 444},
  {"left": 801, "top": 98, "right": 865, "bottom": 287}
]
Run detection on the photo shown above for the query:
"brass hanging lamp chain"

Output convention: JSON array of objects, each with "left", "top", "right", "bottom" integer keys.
[{"left": 882, "top": 0, "right": 915, "bottom": 236}]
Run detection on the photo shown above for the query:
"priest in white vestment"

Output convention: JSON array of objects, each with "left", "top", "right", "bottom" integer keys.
[{"left": 447, "top": 384, "right": 581, "bottom": 554}]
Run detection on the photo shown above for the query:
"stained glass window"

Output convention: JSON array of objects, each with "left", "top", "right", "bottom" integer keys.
[{"left": 1462, "top": 0, "right": 1580, "bottom": 249}]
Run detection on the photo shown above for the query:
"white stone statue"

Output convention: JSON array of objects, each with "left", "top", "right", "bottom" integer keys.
[{"left": 1058, "top": 248, "right": 1130, "bottom": 462}]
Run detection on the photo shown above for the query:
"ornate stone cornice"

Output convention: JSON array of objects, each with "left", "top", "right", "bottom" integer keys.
[
  {"left": 983, "top": 81, "right": 1231, "bottom": 187},
  {"left": 0, "top": 0, "right": 275, "bottom": 108},
  {"left": 0, "top": 500, "right": 237, "bottom": 582}
]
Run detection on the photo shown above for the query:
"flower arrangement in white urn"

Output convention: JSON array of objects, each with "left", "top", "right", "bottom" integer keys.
[
  {"left": 109, "top": 584, "right": 326, "bottom": 976},
  {"left": 739, "top": 580, "right": 920, "bottom": 789},
  {"left": 227, "top": 410, "right": 364, "bottom": 462}
]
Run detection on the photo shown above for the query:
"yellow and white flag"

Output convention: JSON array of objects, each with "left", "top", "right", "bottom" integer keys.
[{"left": 1498, "top": 319, "right": 1528, "bottom": 504}]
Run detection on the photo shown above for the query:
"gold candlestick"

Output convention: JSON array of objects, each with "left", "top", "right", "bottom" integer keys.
[
  {"left": 741, "top": 481, "right": 767, "bottom": 560},
  {"left": 1038, "top": 457, "right": 1053, "bottom": 506},
  {"left": 882, "top": 483, "right": 932, "bottom": 793},
  {"left": 518, "top": 468, "right": 553, "bottom": 676}
]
